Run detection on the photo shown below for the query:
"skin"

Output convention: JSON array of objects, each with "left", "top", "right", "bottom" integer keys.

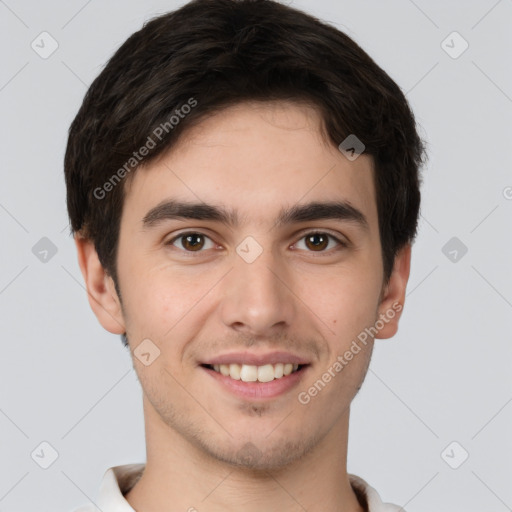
[{"left": 76, "top": 100, "right": 411, "bottom": 512}]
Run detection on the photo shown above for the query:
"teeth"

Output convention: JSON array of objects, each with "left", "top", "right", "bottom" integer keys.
[
  {"left": 229, "top": 363, "right": 241, "bottom": 380},
  {"left": 240, "top": 364, "right": 258, "bottom": 382},
  {"left": 283, "top": 363, "right": 293, "bottom": 376},
  {"left": 210, "top": 362, "right": 302, "bottom": 382},
  {"left": 257, "top": 364, "right": 275, "bottom": 383}
]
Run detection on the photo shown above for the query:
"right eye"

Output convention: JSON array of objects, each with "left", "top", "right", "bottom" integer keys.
[{"left": 166, "top": 232, "right": 217, "bottom": 253}]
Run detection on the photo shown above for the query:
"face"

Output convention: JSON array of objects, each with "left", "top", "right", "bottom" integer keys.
[{"left": 79, "top": 101, "right": 409, "bottom": 470}]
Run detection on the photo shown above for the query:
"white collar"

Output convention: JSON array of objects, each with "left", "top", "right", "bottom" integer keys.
[{"left": 76, "top": 463, "right": 404, "bottom": 512}]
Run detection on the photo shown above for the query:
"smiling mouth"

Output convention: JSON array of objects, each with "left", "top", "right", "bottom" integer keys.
[{"left": 202, "top": 363, "right": 307, "bottom": 382}]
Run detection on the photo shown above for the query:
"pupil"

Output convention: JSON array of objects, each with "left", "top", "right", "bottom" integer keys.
[
  {"left": 185, "top": 234, "right": 203, "bottom": 250},
  {"left": 308, "top": 234, "right": 327, "bottom": 250}
]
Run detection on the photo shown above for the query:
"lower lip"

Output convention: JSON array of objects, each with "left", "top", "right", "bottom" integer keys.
[{"left": 202, "top": 366, "right": 309, "bottom": 400}]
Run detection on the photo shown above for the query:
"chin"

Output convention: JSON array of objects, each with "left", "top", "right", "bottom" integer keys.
[{"left": 198, "top": 433, "right": 322, "bottom": 472}]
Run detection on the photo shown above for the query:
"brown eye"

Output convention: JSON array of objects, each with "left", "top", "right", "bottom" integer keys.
[
  {"left": 305, "top": 233, "right": 329, "bottom": 251},
  {"left": 168, "top": 232, "right": 215, "bottom": 252},
  {"left": 295, "top": 232, "right": 345, "bottom": 253},
  {"left": 181, "top": 234, "right": 204, "bottom": 251}
]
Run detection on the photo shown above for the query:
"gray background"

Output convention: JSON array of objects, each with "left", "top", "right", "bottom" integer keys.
[{"left": 1, "top": 0, "right": 511, "bottom": 511}]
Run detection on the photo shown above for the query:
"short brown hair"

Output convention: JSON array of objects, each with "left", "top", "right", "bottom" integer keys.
[{"left": 65, "top": 0, "right": 425, "bottom": 292}]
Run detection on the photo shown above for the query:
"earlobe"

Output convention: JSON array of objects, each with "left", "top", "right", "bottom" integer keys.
[
  {"left": 74, "top": 234, "right": 126, "bottom": 335},
  {"left": 375, "top": 244, "right": 411, "bottom": 340}
]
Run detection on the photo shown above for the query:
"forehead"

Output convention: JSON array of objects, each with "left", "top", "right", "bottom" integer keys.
[{"left": 122, "top": 101, "right": 378, "bottom": 230}]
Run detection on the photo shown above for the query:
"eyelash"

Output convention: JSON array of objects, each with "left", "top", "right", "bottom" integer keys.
[{"left": 165, "top": 231, "right": 347, "bottom": 255}]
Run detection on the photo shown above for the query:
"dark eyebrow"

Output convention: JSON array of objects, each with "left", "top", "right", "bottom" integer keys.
[
  {"left": 274, "top": 201, "right": 369, "bottom": 231},
  {"left": 142, "top": 199, "right": 369, "bottom": 232},
  {"left": 142, "top": 200, "right": 239, "bottom": 228}
]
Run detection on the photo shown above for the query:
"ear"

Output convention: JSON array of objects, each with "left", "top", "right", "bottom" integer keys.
[
  {"left": 375, "top": 244, "right": 411, "bottom": 339},
  {"left": 74, "top": 234, "right": 126, "bottom": 335}
]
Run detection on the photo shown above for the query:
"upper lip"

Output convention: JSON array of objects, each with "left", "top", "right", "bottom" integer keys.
[{"left": 202, "top": 351, "right": 310, "bottom": 366}]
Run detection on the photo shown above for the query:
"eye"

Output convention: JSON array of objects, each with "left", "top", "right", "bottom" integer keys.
[
  {"left": 294, "top": 231, "right": 346, "bottom": 253},
  {"left": 167, "top": 232, "right": 216, "bottom": 252},
  {"left": 166, "top": 230, "right": 346, "bottom": 255}
]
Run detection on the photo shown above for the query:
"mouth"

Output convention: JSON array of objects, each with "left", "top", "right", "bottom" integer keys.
[
  {"left": 201, "top": 362, "right": 307, "bottom": 382},
  {"left": 200, "top": 352, "right": 311, "bottom": 399}
]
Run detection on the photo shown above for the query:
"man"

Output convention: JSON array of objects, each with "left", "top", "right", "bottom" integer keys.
[{"left": 65, "top": 0, "right": 425, "bottom": 510}]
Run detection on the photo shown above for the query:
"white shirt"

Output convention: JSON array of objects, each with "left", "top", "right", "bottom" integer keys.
[{"left": 72, "top": 463, "right": 405, "bottom": 512}]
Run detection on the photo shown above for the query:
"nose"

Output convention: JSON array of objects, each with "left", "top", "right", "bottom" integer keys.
[{"left": 219, "top": 243, "right": 297, "bottom": 337}]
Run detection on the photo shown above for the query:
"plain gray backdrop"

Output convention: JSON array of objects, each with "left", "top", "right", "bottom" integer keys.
[{"left": 1, "top": 1, "right": 511, "bottom": 511}]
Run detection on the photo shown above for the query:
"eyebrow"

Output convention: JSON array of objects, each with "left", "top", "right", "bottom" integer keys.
[{"left": 142, "top": 199, "right": 369, "bottom": 232}]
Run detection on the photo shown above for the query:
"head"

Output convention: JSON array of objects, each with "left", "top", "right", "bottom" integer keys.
[{"left": 65, "top": 0, "right": 425, "bottom": 470}]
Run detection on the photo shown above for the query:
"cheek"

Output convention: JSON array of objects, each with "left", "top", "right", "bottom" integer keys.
[
  {"left": 120, "top": 262, "right": 219, "bottom": 345},
  {"left": 297, "top": 263, "right": 381, "bottom": 335},
  {"left": 124, "top": 277, "right": 186, "bottom": 337}
]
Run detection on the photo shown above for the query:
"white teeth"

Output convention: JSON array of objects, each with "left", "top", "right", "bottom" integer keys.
[
  {"left": 240, "top": 365, "right": 258, "bottom": 382},
  {"left": 210, "top": 362, "right": 302, "bottom": 382},
  {"left": 229, "top": 363, "right": 241, "bottom": 380},
  {"left": 257, "top": 364, "right": 275, "bottom": 383}
]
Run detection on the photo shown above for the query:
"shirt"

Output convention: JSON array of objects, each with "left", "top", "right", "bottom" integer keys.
[{"left": 72, "top": 463, "right": 405, "bottom": 512}]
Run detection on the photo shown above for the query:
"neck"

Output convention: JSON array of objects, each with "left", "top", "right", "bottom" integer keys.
[{"left": 125, "top": 397, "right": 365, "bottom": 512}]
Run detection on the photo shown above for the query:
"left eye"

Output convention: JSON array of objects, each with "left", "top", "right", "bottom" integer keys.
[{"left": 294, "top": 232, "right": 343, "bottom": 252}]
